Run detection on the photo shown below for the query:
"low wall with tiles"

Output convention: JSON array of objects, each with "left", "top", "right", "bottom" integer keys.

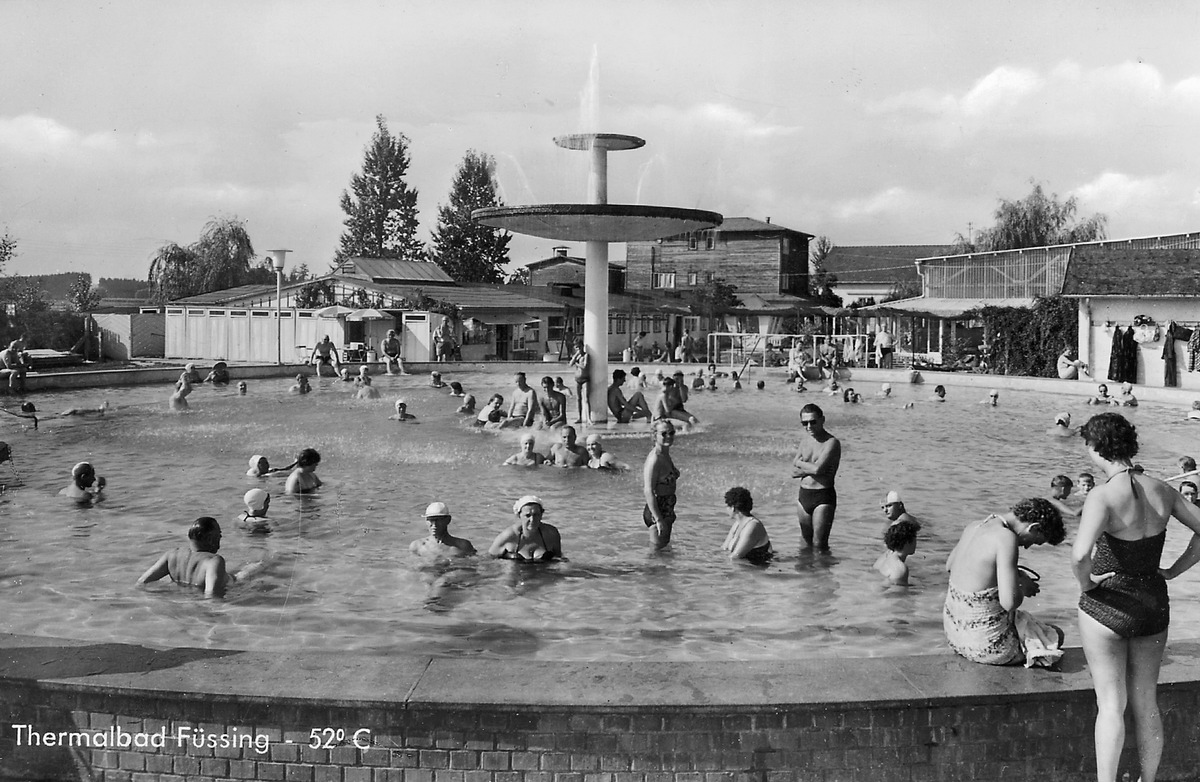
[{"left": 3, "top": 634, "right": 1200, "bottom": 782}]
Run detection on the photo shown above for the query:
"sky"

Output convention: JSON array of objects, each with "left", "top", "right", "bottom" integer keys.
[{"left": 3, "top": 0, "right": 1200, "bottom": 282}]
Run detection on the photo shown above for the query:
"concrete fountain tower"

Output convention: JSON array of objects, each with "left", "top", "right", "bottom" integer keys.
[{"left": 473, "top": 133, "right": 722, "bottom": 422}]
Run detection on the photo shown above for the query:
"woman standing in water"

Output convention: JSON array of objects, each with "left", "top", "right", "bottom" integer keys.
[
  {"left": 643, "top": 419, "right": 679, "bottom": 550},
  {"left": 1074, "top": 412, "right": 1200, "bottom": 782}
]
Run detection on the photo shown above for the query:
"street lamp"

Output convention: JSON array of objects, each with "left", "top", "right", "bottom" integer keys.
[{"left": 266, "top": 250, "right": 291, "bottom": 365}]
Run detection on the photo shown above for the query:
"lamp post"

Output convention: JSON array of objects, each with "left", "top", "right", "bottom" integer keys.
[{"left": 267, "top": 250, "right": 291, "bottom": 365}]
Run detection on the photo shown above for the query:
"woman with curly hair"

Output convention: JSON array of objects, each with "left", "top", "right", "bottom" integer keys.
[
  {"left": 944, "top": 497, "right": 1065, "bottom": 665},
  {"left": 1075, "top": 412, "right": 1200, "bottom": 782}
]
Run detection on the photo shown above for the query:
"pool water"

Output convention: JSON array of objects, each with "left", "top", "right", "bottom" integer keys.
[{"left": 1, "top": 368, "right": 1198, "bottom": 661}]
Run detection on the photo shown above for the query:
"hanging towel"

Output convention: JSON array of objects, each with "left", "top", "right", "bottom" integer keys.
[
  {"left": 1189, "top": 327, "right": 1200, "bottom": 372},
  {"left": 1123, "top": 325, "right": 1139, "bottom": 384},
  {"left": 1164, "top": 321, "right": 1180, "bottom": 387},
  {"left": 1108, "top": 327, "right": 1125, "bottom": 382}
]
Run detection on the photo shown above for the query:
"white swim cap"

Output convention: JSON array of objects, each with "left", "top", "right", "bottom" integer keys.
[
  {"left": 585, "top": 434, "right": 601, "bottom": 445},
  {"left": 424, "top": 502, "right": 450, "bottom": 518},
  {"left": 989, "top": 389, "right": 999, "bottom": 397},
  {"left": 1055, "top": 412, "right": 1071, "bottom": 425},
  {"left": 883, "top": 490, "right": 903, "bottom": 506},
  {"left": 882, "top": 383, "right": 891, "bottom": 392},
  {"left": 249, "top": 454, "right": 265, "bottom": 470},
  {"left": 243, "top": 488, "right": 269, "bottom": 512},
  {"left": 513, "top": 495, "right": 544, "bottom": 515},
  {"left": 71, "top": 461, "right": 93, "bottom": 479},
  {"left": 395, "top": 398, "right": 406, "bottom": 408}
]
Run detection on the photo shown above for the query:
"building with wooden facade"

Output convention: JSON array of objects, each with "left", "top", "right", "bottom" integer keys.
[
  {"left": 625, "top": 217, "right": 813, "bottom": 296},
  {"left": 822, "top": 245, "right": 953, "bottom": 305}
]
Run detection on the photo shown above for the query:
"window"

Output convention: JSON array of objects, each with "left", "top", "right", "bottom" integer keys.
[
  {"left": 688, "top": 234, "right": 697, "bottom": 250},
  {"left": 614, "top": 316, "right": 627, "bottom": 335},
  {"left": 652, "top": 273, "right": 676, "bottom": 289},
  {"left": 208, "top": 310, "right": 225, "bottom": 316},
  {"left": 688, "top": 272, "right": 698, "bottom": 286},
  {"left": 705, "top": 234, "right": 715, "bottom": 250}
]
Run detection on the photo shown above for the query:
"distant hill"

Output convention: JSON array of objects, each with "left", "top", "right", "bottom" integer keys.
[
  {"left": 7, "top": 272, "right": 88, "bottom": 301},
  {"left": 97, "top": 277, "right": 150, "bottom": 298}
]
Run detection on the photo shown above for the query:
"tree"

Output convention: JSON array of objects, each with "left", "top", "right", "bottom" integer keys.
[
  {"left": 505, "top": 267, "right": 530, "bottom": 285},
  {"left": 335, "top": 115, "right": 424, "bottom": 265},
  {"left": 954, "top": 181, "right": 1108, "bottom": 252},
  {"left": 808, "top": 235, "right": 841, "bottom": 306},
  {"left": 68, "top": 273, "right": 103, "bottom": 312},
  {"left": 687, "top": 278, "right": 742, "bottom": 332},
  {"left": 147, "top": 216, "right": 257, "bottom": 303},
  {"left": 428, "top": 150, "right": 512, "bottom": 282},
  {"left": 0, "top": 230, "right": 15, "bottom": 274}
]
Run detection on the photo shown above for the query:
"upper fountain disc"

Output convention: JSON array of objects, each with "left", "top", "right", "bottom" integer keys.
[
  {"left": 472, "top": 204, "right": 723, "bottom": 242},
  {"left": 553, "top": 133, "right": 645, "bottom": 151}
]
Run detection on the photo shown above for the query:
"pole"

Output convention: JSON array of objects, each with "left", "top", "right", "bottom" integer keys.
[{"left": 276, "top": 269, "right": 283, "bottom": 365}]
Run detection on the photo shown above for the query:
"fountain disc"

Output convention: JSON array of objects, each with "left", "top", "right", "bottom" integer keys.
[{"left": 472, "top": 204, "right": 722, "bottom": 242}]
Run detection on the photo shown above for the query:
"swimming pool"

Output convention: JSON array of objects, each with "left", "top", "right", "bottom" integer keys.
[{"left": 2, "top": 367, "right": 1198, "bottom": 661}]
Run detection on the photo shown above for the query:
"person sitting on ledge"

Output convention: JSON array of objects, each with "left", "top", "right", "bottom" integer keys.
[
  {"left": 943, "top": 497, "right": 1065, "bottom": 666},
  {"left": 1057, "top": 347, "right": 1089, "bottom": 380},
  {"left": 608, "top": 370, "right": 652, "bottom": 424},
  {"left": 0, "top": 339, "right": 30, "bottom": 394},
  {"left": 137, "top": 516, "right": 231, "bottom": 598},
  {"left": 307, "top": 336, "right": 342, "bottom": 377},
  {"left": 61, "top": 461, "right": 105, "bottom": 502}
]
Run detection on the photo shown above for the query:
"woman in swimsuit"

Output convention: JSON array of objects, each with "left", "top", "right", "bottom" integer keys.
[
  {"left": 1074, "top": 412, "right": 1200, "bottom": 782},
  {"left": 643, "top": 420, "right": 680, "bottom": 550},
  {"left": 568, "top": 339, "right": 589, "bottom": 424},
  {"left": 488, "top": 495, "right": 562, "bottom": 562},
  {"left": 721, "top": 486, "right": 771, "bottom": 563}
]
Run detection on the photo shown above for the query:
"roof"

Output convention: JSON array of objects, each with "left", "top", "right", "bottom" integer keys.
[
  {"left": 1062, "top": 247, "right": 1200, "bottom": 297},
  {"left": 172, "top": 285, "right": 276, "bottom": 305},
  {"left": 736, "top": 292, "right": 827, "bottom": 315},
  {"left": 525, "top": 254, "right": 623, "bottom": 270},
  {"left": 385, "top": 284, "right": 563, "bottom": 314},
  {"left": 861, "top": 296, "right": 1034, "bottom": 318},
  {"left": 823, "top": 245, "right": 955, "bottom": 285},
  {"left": 338, "top": 257, "right": 455, "bottom": 285},
  {"left": 714, "top": 217, "right": 813, "bottom": 237}
]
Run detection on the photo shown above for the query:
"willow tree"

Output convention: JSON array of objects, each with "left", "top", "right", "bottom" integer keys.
[
  {"left": 955, "top": 181, "right": 1108, "bottom": 252},
  {"left": 428, "top": 150, "right": 511, "bottom": 282},
  {"left": 147, "top": 216, "right": 257, "bottom": 302},
  {"left": 335, "top": 115, "right": 424, "bottom": 265}
]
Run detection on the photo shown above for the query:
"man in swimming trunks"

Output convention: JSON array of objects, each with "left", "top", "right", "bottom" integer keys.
[
  {"left": 0, "top": 339, "right": 28, "bottom": 393},
  {"left": 504, "top": 372, "right": 538, "bottom": 427},
  {"left": 137, "top": 517, "right": 231, "bottom": 598},
  {"left": 537, "top": 376, "right": 567, "bottom": 428},
  {"left": 380, "top": 329, "right": 406, "bottom": 375},
  {"left": 308, "top": 335, "right": 342, "bottom": 377},
  {"left": 547, "top": 425, "right": 589, "bottom": 468},
  {"left": 791, "top": 403, "right": 841, "bottom": 552},
  {"left": 607, "top": 369, "right": 652, "bottom": 423},
  {"left": 875, "top": 329, "right": 895, "bottom": 369},
  {"left": 410, "top": 502, "right": 476, "bottom": 559}
]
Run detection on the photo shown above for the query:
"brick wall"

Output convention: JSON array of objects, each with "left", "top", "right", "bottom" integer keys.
[{"left": 4, "top": 675, "right": 1200, "bottom": 782}]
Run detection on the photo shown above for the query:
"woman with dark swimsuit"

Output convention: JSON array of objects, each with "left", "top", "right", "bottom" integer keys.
[
  {"left": 643, "top": 420, "right": 679, "bottom": 550},
  {"left": 488, "top": 495, "right": 562, "bottom": 562},
  {"left": 1074, "top": 412, "right": 1200, "bottom": 782}
]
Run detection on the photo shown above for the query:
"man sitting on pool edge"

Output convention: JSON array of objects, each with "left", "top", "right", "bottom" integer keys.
[{"left": 607, "top": 369, "right": 652, "bottom": 424}]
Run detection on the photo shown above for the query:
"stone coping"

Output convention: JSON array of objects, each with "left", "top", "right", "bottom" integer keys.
[{"left": 4, "top": 632, "right": 1200, "bottom": 712}]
